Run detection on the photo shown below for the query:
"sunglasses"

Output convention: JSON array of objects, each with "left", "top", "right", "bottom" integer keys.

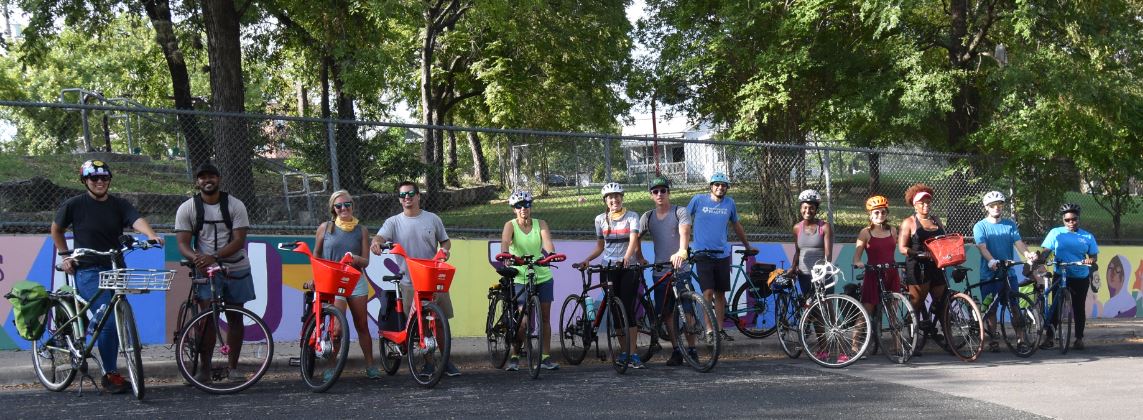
[
  {"left": 85, "top": 175, "right": 111, "bottom": 183},
  {"left": 1063, "top": 217, "right": 1078, "bottom": 223},
  {"left": 333, "top": 202, "right": 353, "bottom": 210},
  {"left": 513, "top": 201, "right": 533, "bottom": 209},
  {"left": 711, "top": 183, "right": 729, "bottom": 189},
  {"left": 398, "top": 191, "right": 418, "bottom": 199},
  {"left": 650, "top": 188, "right": 669, "bottom": 195},
  {"left": 870, "top": 209, "right": 887, "bottom": 215}
]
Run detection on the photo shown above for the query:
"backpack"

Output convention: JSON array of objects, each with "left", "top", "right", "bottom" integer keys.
[
  {"left": 192, "top": 191, "right": 232, "bottom": 251},
  {"left": 4, "top": 280, "right": 51, "bottom": 341}
]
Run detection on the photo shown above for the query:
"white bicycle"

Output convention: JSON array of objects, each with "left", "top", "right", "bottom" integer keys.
[{"left": 799, "top": 261, "right": 872, "bottom": 368}]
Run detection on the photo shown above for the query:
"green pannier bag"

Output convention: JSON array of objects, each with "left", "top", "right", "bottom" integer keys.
[{"left": 5, "top": 280, "right": 51, "bottom": 341}]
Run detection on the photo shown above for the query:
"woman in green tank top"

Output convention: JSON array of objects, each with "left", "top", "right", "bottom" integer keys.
[{"left": 499, "top": 191, "right": 559, "bottom": 371}]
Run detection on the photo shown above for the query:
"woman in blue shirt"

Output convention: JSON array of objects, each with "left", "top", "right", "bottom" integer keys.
[{"left": 1039, "top": 203, "right": 1099, "bottom": 350}]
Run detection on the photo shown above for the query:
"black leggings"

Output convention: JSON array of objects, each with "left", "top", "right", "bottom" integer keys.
[
  {"left": 603, "top": 268, "right": 638, "bottom": 328},
  {"left": 1051, "top": 277, "right": 1090, "bottom": 339}
]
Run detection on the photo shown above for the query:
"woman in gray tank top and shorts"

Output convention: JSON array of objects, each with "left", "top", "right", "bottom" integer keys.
[
  {"left": 313, "top": 190, "right": 377, "bottom": 378},
  {"left": 792, "top": 190, "right": 833, "bottom": 296}
]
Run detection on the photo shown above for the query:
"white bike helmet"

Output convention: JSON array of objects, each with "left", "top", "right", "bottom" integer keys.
[
  {"left": 798, "top": 189, "right": 822, "bottom": 205},
  {"left": 508, "top": 191, "right": 533, "bottom": 207},
  {"left": 982, "top": 191, "right": 1006, "bottom": 206},
  {"left": 600, "top": 182, "right": 624, "bottom": 197}
]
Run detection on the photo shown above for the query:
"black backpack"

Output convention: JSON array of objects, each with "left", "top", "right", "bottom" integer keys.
[{"left": 192, "top": 191, "right": 232, "bottom": 251}]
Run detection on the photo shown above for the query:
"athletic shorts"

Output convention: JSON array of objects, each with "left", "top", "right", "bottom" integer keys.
[
  {"left": 514, "top": 281, "right": 555, "bottom": 304},
  {"left": 696, "top": 256, "right": 732, "bottom": 292},
  {"left": 195, "top": 268, "right": 256, "bottom": 304}
]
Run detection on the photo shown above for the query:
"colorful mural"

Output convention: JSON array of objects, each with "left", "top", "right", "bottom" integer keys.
[{"left": 3, "top": 234, "right": 1141, "bottom": 350}]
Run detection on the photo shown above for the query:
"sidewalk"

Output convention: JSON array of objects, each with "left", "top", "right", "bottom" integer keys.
[{"left": 3, "top": 318, "right": 1141, "bottom": 386}]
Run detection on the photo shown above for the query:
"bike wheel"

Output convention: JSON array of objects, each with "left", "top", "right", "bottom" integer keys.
[
  {"left": 1057, "top": 288, "right": 1073, "bottom": 354},
  {"left": 634, "top": 296, "right": 660, "bottom": 363},
  {"left": 943, "top": 293, "right": 984, "bottom": 361},
  {"left": 558, "top": 295, "right": 589, "bottom": 365},
  {"left": 674, "top": 291, "right": 721, "bottom": 372},
  {"left": 800, "top": 295, "right": 871, "bottom": 368},
  {"left": 176, "top": 306, "right": 274, "bottom": 394},
  {"left": 407, "top": 302, "right": 451, "bottom": 388},
  {"left": 995, "top": 292, "right": 1038, "bottom": 358},
  {"left": 604, "top": 296, "right": 629, "bottom": 374},
  {"left": 485, "top": 293, "right": 510, "bottom": 369},
  {"left": 114, "top": 300, "right": 145, "bottom": 400},
  {"left": 32, "top": 299, "right": 78, "bottom": 392},
  {"left": 775, "top": 293, "right": 802, "bottom": 358},
  {"left": 525, "top": 296, "right": 543, "bottom": 379},
  {"left": 877, "top": 292, "right": 918, "bottom": 364},
  {"left": 730, "top": 282, "right": 777, "bottom": 338},
  {"left": 299, "top": 303, "right": 350, "bottom": 392},
  {"left": 379, "top": 337, "right": 401, "bottom": 375}
]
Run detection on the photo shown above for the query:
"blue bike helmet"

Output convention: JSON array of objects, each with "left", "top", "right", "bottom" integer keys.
[{"left": 709, "top": 172, "right": 730, "bottom": 185}]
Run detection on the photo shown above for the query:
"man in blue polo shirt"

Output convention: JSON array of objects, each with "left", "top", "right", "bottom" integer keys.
[{"left": 683, "top": 172, "right": 755, "bottom": 341}]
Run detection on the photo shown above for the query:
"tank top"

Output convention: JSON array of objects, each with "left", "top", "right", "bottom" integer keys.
[
  {"left": 906, "top": 214, "right": 944, "bottom": 272},
  {"left": 320, "top": 222, "right": 366, "bottom": 261},
  {"left": 510, "top": 219, "right": 552, "bottom": 284},
  {"left": 865, "top": 230, "right": 897, "bottom": 265},
  {"left": 796, "top": 220, "right": 826, "bottom": 272}
]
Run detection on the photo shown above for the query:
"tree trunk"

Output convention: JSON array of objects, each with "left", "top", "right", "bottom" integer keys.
[
  {"left": 143, "top": 0, "right": 209, "bottom": 167},
  {"left": 201, "top": 0, "right": 253, "bottom": 208},
  {"left": 945, "top": 0, "right": 980, "bottom": 153},
  {"left": 868, "top": 152, "right": 881, "bottom": 194},
  {"left": 467, "top": 131, "right": 488, "bottom": 183},
  {"left": 331, "top": 60, "right": 363, "bottom": 193},
  {"left": 445, "top": 125, "right": 459, "bottom": 187},
  {"left": 419, "top": 27, "right": 442, "bottom": 201}
]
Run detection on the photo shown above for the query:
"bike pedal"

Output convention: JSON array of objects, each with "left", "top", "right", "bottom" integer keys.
[{"left": 288, "top": 357, "right": 301, "bottom": 367}]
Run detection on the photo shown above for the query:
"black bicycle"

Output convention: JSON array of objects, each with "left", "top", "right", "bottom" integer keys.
[
  {"left": 855, "top": 262, "right": 918, "bottom": 364},
  {"left": 559, "top": 263, "right": 633, "bottom": 374},
  {"left": 631, "top": 256, "right": 722, "bottom": 372},
  {"left": 960, "top": 260, "right": 1039, "bottom": 359},
  {"left": 487, "top": 252, "right": 566, "bottom": 379}
]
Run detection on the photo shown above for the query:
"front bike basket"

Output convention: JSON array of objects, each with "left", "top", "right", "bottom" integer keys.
[
  {"left": 923, "top": 233, "right": 967, "bottom": 269},
  {"left": 284, "top": 241, "right": 362, "bottom": 297},
  {"left": 99, "top": 268, "right": 175, "bottom": 292},
  {"left": 407, "top": 254, "right": 456, "bottom": 294}
]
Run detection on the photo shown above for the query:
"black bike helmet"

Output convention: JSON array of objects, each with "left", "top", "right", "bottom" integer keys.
[{"left": 1058, "top": 203, "right": 1081, "bottom": 216}]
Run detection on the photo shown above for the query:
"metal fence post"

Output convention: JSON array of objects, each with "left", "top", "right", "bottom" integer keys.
[
  {"left": 326, "top": 118, "right": 341, "bottom": 191},
  {"left": 824, "top": 148, "right": 834, "bottom": 226},
  {"left": 604, "top": 137, "right": 612, "bottom": 182}
]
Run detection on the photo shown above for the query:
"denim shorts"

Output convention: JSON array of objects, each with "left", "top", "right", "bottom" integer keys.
[
  {"left": 195, "top": 268, "right": 256, "bottom": 304},
  {"left": 514, "top": 280, "right": 555, "bottom": 304}
]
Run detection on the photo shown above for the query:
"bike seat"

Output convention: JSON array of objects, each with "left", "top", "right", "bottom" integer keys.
[
  {"left": 496, "top": 266, "right": 520, "bottom": 278},
  {"left": 735, "top": 249, "right": 759, "bottom": 257},
  {"left": 382, "top": 275, "right": 403, "bottom": 283}
]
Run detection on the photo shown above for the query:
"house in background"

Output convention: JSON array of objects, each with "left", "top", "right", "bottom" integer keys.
[{"left": 621, "top": 122, "right": 741, "bottom": 185}]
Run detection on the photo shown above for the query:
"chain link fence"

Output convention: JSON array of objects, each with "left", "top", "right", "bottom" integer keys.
[{"left": 1, "top": 101, "right": 1138, "bottom": 243}]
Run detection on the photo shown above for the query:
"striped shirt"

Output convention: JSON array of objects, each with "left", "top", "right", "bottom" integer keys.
[{"left": 594, "top": 210, "right": 640, "bottom": 264}]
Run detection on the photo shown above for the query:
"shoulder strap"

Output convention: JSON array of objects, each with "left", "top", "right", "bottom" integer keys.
[
  {"left": 193, "top": 193, "right": 205, "bottom": 237},
  {"left": 219, "top": 191, "right": 232, "bottom": 232},
  {"left": 192, "top": 192, "right": 234, "bottom": 250}
]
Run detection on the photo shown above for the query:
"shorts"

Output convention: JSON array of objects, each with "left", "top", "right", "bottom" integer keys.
[
  {"left": 514, "top": 281, "right": 555, "bottom": 304},
  {"left": 980, "top": 269, "right": 1019, "bottom": 304},
  {"left": 196, "top": 268, "right": 257, "bottom": 304},
  {"left": 602, "top": 268, "right": 639, "bottom": 325},
  {"left": 905, "top": 260, "right": 947, "bottom": 287},
  {"left": 696, "top": 256, "right": 732, "bottom": 292},
  {"left": 796, "top": 273, "right": 821, "bottom": 298},
  {"left": 861, "top": 267, "right": 901, "bottom": 306},
  {"left": 650, "top": 267, "right": 676, "bottom": 314},
  {"left": 335, "top": 273, "right": 371, "bottom": 302},
  {"left": 400, "top": 284, "right": 455, "bottom": 319}
]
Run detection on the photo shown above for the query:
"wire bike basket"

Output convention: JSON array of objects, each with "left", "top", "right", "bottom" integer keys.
[
  {"left": 282, "top": 242, "right": 362, "bottom": 297},
  {"left": 923, "top": 233, "right": 967, "bottom": 269},
  {"left": 98, "top": 268, "right": 175, "bottom": 292}
]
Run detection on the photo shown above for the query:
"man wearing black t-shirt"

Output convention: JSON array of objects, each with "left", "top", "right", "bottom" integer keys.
[{"left": 50, "top": 159, "right": 162, "bottom": 394}]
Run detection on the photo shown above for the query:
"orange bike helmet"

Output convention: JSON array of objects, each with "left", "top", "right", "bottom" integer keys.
[{"left": 865, "top": 195, "right": 889, "bottom": 211}]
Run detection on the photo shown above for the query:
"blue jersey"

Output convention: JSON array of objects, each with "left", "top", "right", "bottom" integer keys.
[
  {"left": 973, "top": 218, "right": 1022, "bottom": 280},
  {"left": 1041, "top": 227, "right": 1098, "bottom": 278},
  {"left": 685, "top": 194, "right": 739, "bottom": 259}
]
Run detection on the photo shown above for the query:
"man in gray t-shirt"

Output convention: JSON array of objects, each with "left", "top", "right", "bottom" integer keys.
[
  {"left": 638, "top": 176, "right": 693, "bottom": 366},
  {"left": 370, "top": 181, "right": 459, "bottom": 376}
]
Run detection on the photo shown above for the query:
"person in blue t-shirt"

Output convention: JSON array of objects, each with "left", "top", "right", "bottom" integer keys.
[
  {"left": 683, "top": 172, "right": 755, "bottom": 342},
  {"left": 972, "top": 191, "right": 1037, "bottom": 352},
  {"left": 1039, "top": 203, "right": 1099, "bottom": 350}
]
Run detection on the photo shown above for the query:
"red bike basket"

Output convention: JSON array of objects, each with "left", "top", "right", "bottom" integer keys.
[
  {"left": 924, "top": 233, "right": 967, "bottom": 269},
  {"left": 407, "top": 256, "right": 456, "bottom": 294},
  {"left": 310, "top": 256, "right": 362, "bottom": 297}
]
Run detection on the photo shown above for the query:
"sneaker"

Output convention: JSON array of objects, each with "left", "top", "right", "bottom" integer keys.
[
  {"left": 320, "top": 368, "right": 334, "bottom": 383},
  {"left": 540, "top": 356, "right": 560, "bottom": 370},
  {"left": 445, "top": 362, "right": 461, "bottom": 377},
  {"left": 365, "top": 366, "right": 382, "bottom": 379},
  {"left": 686, "top": 347, "right": 698, "bottom": 361},
  {"left": 837, "top": 354, "right": 850, "bottom": 363},
  {"left": 1040, "top": 339, "right": 1055, "bottom": 350},
  {"left": 628, "top": 354, "right": 645, "bottom": 369},
  {"left": 718, "top": 330, "right": 735, "bottom": 342},
  {"left": 193, "top": 368, "right": 213, "bottom": 384},
  {"left": 419, "top": 364, "right": 435, "bottom": 377},
  {"left": 988, "top": 341, "right": 1000, "bottom": 353},
  {"left": 506, "top": 356, "right": 519, "bottom": 371},
  {"left": 665, "top": 349, "right": 684, "bottom": 366},
  {"left": 101, "top": 373, "right": 129, "bottom": 394},
  {"left": 615, "top": 352, "right": 629, "bottom": 366},
  {"left": 1073, "top": 339, "right": 1084, "bottom": 350},
  {"left": 229, "top": 368, "right": 248, "bottom": 383}
]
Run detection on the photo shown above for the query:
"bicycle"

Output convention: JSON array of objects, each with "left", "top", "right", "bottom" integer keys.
[
  {"left": 959, "top": 260, "right": 1039, "bottom": 359},
  {"left": 173, "top": 260, "right": 274, "bottom": 394},
  {"left": 770, "top": 268, "right": 805, "bottom": 359},
  {"left": 854, "top": 262, "right": 918, "bottom": 364},
  {"left": 797, "top": 261, "right": 872, "bottom": 368},
  {"left": 631, "top": 256, "right": 722, "bottom": 372},
  {"left": 278, "top": 241, "right": 360, "bottom": 392},
  {"left": 488, "top": 252, "right": 566, "bottom": 378},
  {"left": 558, "top": 263, "right": 634, "bottom": 374},
  {"left": 1031, "top": 260, "right": 1093, "bottom": 354},
  {"left": 374, "top": 242, "right": 455, "bottom": 388},
  {"left": 27, "top": 236, "right": 169, "bottom": 400},
  {"left": 725, "top": 248, "right": 781, "bottom": 338}
]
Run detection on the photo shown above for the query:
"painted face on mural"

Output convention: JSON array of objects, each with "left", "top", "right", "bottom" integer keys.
[{"left": 1107, "top": 257, "right": 1125, "bottom": 295}]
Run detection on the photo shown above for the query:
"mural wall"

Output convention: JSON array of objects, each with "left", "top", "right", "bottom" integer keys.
[{"left": 2, "top": 234, "right": 1140, "bottom": 350}]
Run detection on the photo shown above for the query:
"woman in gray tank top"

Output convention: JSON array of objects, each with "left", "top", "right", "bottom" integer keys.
[
  {"left": 792, "top": 190, "right": 833, "bottom": 297},
  {"left": 313, "top": 190, "right": 377, "bottom": 378}
]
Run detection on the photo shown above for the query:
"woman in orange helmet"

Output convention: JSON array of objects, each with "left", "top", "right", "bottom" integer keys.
[{"left": 853, "top": 195, "right": 900, "bottom": 316}]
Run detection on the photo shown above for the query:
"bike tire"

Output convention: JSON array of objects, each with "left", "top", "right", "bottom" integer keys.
[
  {"left": 558, "top": 295, "right": 589, "bottom": 365},
  {"left": 300, "top": 303, "right": 350, "bottom": 392},
  {"left": 32, "top": 299, "right": 78, "bottom": 392},
  {"left": 775, "top": 292, "right": 802, "bottom": 358},
  {"left": 995, "top": 292, "right": 1038, "bottom": 358},
  {"left": 176, "top": 306, "right": 274, "bottom": 395},
  {"left": 877, "top": 292, "right": 918, "bottom": 364},
  {"left": 114, "top": 300, "right": 145, "bottom": 400},
  {"left": 799, "top": 294, "right": 871, "bottom": 368},
  {"left": 604, "top": 296, "right": 629, "bottom": 374},
  {"left": 675, "top": 291, "right": 720, "bottom": 372},
  {"left": 485, "top": 293, "right": 510, "bottom": 369},
  {"left": 635, "top": 296, "right": 660, "bottom": 363},
  {"left": 943, "top": 292, "right": 984, "bottom": 361},
  {"left": 407, "top": 302, "right": 450, "bottom": 388},
  {"left": 1058, "top": 288, "right": 1073, "bottom": 354},
  {"left": 525, "top": 296, "right": 543, "bottom": 379},
  {"left": 730, "top": 281, "right": 777, "bottom": 338},
  {"left": 379, "top": 337, "right": 401, "bottom": 375}
]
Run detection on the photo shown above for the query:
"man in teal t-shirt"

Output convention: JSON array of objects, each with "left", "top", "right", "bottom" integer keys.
[
  {"left": 683, "top": 172, "right": 754, "bottom": 341},
  {"left": 972, "top": 191, "right": 1035, "bottom": 351}
]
